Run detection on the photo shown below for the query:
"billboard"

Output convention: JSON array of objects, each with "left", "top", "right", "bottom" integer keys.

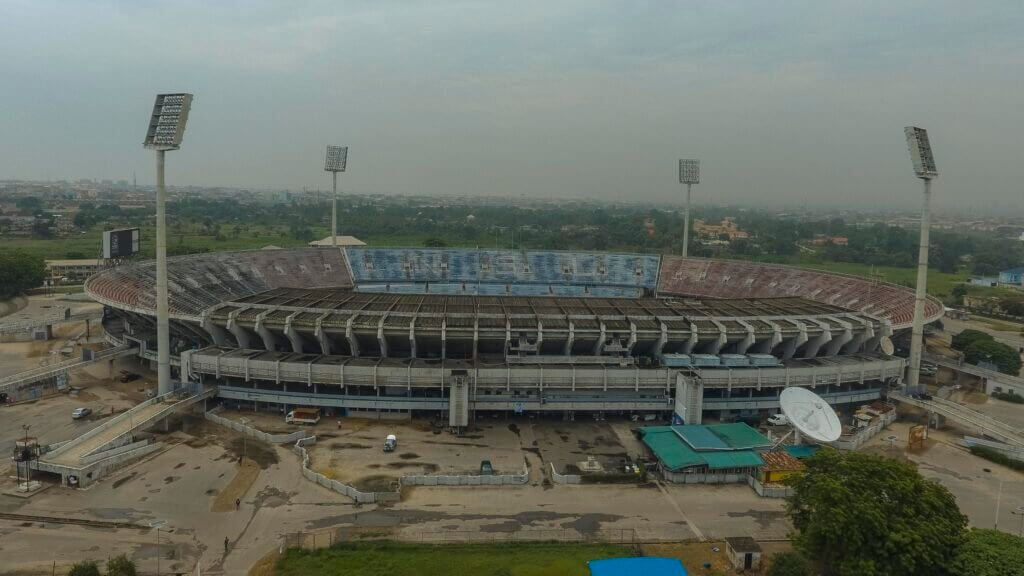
[{"left": 103, "top": 228, "right": 140, "bottom": 259}]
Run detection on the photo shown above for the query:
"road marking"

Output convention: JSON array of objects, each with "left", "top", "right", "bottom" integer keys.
[{"left": 655, "top": 481, "right": 706, "bottom": 542}]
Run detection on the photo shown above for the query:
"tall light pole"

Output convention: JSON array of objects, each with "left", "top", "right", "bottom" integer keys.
[
  {"left": 149, "top": 519, "right": 167, "bottom": 576},
  {"left": 324, "top": 146, "right": 348, "bottom": 248},
  {"left": 21, "top": 424, "right": 31, "bottom": 486},
  {"left": 904, "top": 127, "right": 938, "bottom": 394},
  {"left": 144, "top": 94, "right": 194, "bottom": 396},
  {"left": 678, "top": 159, "right": 700, "bottom": 257}
]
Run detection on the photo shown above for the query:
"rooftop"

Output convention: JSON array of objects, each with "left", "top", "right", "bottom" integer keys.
[{"left": 308, "top": 235, "right": 366, "bottom": 247}]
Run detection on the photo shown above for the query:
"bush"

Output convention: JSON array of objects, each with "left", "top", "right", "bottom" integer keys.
[
  {"left": 67, "top": 561, "right": 100, "bottom": 576},
  {"left": 992, "top": 391, "right": 1024, "bottom": 404},
  {"left": 969, "top": 446, "right": 1024, "bottom": 471},
  {"left": 767, "top": 551, "right": 811, "bottom": 576},
  {"left": 106, "top": 554, "right": 137, "bottom": 576},
  {"left": 951, "top": 329, "right": 993, "bottom": 352}
]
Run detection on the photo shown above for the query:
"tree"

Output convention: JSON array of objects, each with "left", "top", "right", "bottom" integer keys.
[
  {"left": 423, "top": 237, "right": 447, "bottom": 247},
  {"left": 787, "top": 450, "right": 966, "bottom": 576},
  {"left": 67, "top": 560, "right": 100, "bottom": 576},
  {"left": 0, "top": 251, "right": 46, "bottom": 299},
  {"left": 951, "top": 329, "right": 993, "bottom": 352},
  {"left": 950, "top": 284, "right": 967, "bottom": 305},
  {"left": 767, "top": 551, "right": 811, "bottom": 576},
  {"left": 105, "top": 554, "right": 137, "bottom": 576},
  {"left": 951, "top": 529, "right": 1024, "bottom": 576},
  {"left": 964, "top": 339, "right": 1022, "bottom": 376}
]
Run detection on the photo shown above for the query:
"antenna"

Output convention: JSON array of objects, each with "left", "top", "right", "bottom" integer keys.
[
  {"left": 779, "top": 387, "right": 842, "bottom": 444},
  {"left": 880, "top": 336, "right": 895, "bottom": 357}
]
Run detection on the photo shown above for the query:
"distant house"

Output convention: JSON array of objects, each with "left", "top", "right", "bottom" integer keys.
[
  {"left": 998, "top": 267, "right": 1024, "bottom": 289},
  {"left": 308, "top": 235, "right": 366, "bottom": 247}
]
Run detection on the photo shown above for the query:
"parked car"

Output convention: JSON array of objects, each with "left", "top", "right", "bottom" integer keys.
[
  {"left": 71, "top": 407, "right": 92, "bottom": 420},
  {"left": 479, "top": 460, "right": 494, "bottom": 475},
  {"left": 119, "top": 371, "right": 140, "bottom": 383},
  {"left": 920, "top": 363, "right": 937, "bottom": 376},
  {"left": 384, "top": 434, "right": 397, "bottom": 452},
  {"left": 767, "top": 414, "right": 789, "bottom": 426}
]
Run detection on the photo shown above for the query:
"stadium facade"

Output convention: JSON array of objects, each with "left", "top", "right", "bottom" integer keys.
[{"left": 87, "top": 247, "right": 942, "bottom": 427}]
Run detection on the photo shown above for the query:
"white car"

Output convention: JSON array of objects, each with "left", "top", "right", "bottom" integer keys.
[
  {"left": 767, "top": 414, "right": 789, "bottom": 426},
  {"left": 71, "top": 407, "right": 92, "bottom": 420}
]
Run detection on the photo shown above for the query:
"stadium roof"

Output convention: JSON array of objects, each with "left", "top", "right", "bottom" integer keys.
[
  {"left": 308, "top": 235, "right": 366, "bottom": 247},
  {"left": 588, "top": 557, "right": 688, "bottom": 576}
]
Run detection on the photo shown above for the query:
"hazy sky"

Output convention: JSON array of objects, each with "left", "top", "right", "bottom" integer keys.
[{"left": 2, "top": 1, "right": 1022, "bottom": 210}]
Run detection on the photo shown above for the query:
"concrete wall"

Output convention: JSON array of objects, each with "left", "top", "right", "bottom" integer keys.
[
  {"left": 832, "top": 409, "right": 897, "bottom": 450},
  {"left": 402, "top": 464, "right": 529, "bottom": 486},
  {"left": 292, "top": 436, "right": 401, "bottom": 503},
  {"left": 662, "top": 468, "right": 750, "bottom": 484},
  {"left": 550, "top": 462, "right": 582, "bottom": 484},
  {"left": 205, "top": 409, "right": 308, "bottom": 444},
  {"left": 747, "top": 475, "right": 793, "bottom": 498}
]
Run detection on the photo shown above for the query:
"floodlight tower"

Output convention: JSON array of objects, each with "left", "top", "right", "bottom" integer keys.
[
  {"left": 678, "top": 159, "right": 700, "bottom": 257},
  {"left": 904, "top": 126, "right": 938, "bottom": 394},
  {"left": 324, "top": 146, "right": 348, "bottom": 247},
  {"left": 144, "top": 93, "right": 194, "bottom": 396}
]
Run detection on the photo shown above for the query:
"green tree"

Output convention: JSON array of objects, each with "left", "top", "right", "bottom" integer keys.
[
  {"left": 964, "top": 339, "right": 1022, "bottom": 376},
  {"left": 950, "top": 284, "right": 967, "bottom": 305},
  {"left": 952, "top": 529, "right": 1024, "bottom": 576},
  {"left": 767, "top": 551, "right": 811, "bottom": 576},
  {"left": 423, "top": 237, "right": 447, "bottom": 247},
  {"left": 787, "top": 450, "right": 966, "bottom": 576},
  {"left": 67, "top": 560, "right": 100, "bottom": 576},
  {"left": 951, "top": 329, "right": 993, "bottom": 352},
  {"left": 105, "top": 554, "right": 137, "bottom": 576},
  {"left": 0, "top": 250, "right": 46, "bottom": 299}
]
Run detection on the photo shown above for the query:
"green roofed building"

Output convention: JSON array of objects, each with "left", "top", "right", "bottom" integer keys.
[{"left": 639, "top": 423, "right": 771, "bottom": 484}]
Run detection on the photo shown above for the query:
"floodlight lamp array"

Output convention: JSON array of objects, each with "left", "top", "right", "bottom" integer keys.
[
  {"left": 325, "top": 145, "right": 349, "bottom": 172},
  {"left": 904, "top": 126, "right": 938, "bottom": 179},
  {"left": 144, "top": 93, "right": 193, "bottom": 150},
  {"left": 679, "top": 159, "right": 700, "bottom": 184}
]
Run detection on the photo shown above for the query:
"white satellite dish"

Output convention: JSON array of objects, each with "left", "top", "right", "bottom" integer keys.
[
  {"left": 780, "top": 387, "right": 842, "bottom": 443},
  {"left": 880, "top": 336, "right": 895, "bottom": 357}
]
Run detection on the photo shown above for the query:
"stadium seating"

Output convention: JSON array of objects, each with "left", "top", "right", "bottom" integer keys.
[
  {"left": 657, "top": 256, "right": 942, "bottom": 328},
  {"left": 344, "top": 248, "right": 660, "bottom": 293},
  {"left": 86, "top": 248, "right": 353, "bottom": 317}
]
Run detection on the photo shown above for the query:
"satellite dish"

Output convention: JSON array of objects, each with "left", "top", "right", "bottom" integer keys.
[
  {"left": 780, "top": 387, "right": 842, "bottom": 443},
  {"left": 880, "top": 336, "right": 895, "bottom": 356}
]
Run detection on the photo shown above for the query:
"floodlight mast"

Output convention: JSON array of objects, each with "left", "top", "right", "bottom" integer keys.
[
  {"left": 144, "top": 93, "right": 193, "bottom": 396},
  {"left": 679, "top": 160, "right": 700, "bottom": 257},
  {"left": 324, "top": 146, "right": 348, "bottom": 248},
  {"left": 904, "top": 127, "right": 938, "bottom": 394}
]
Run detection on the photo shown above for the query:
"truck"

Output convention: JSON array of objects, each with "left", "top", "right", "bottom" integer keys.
[
  {"left": 384, "top": 434, "right": 397, "bottom": 452},
  {"left": 285, "top": 408, "right": 321, "bottom": 425}
]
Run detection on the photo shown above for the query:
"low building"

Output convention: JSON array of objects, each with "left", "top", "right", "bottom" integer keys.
[
  {"left": 998, "top": 266, "right": 1024, "bottom": 289},
  {"left": 757, "top": 450, "right": 804, "bottom": 485},
  {"left": 639, "top": 423, "right": 771, "bottom": 484},
  {"left": 308, "top": 235, "right": 366, "bottom": 247},
  {"left": 725, "top": 536, "right": 762, "bottom": 571},
  {"left": 45, "top": 259, "right": 104, "bottom": 285}
]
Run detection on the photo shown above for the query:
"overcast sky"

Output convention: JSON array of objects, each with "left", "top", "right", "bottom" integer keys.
[{"left": 2, "top": 1, "right": 1022, "bottom": 211}]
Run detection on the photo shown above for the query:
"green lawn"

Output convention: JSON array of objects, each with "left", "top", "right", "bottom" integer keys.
[
  {"left": 785, "top": 256, "right": 967, "bottom": 299},
  {"left": 275, "top": 542, "right": 633, "bottom": 576}
]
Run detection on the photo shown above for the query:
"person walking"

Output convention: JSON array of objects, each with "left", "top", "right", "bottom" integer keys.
[
  {"left": 224, "top": 536, "right": 229, "bottom": 552},
  {"left": 235, "top": 497, "right": 240, "bottom": 510}
]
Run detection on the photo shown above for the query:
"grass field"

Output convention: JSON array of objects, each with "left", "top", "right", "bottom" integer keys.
[
  {"left": 274, "top": 542, "right": 634, "bottom": 576},
  {"left": 784, "top": 256, "right": 967, "bottom": 299}
]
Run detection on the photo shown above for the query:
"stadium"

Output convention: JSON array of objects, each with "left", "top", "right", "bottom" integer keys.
[{"left": 86, "top": 246, "right": 942, "bottom": 428}]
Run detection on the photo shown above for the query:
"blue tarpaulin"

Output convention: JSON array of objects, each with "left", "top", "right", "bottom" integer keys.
[{"left": 588, "top": 557, "right": 688, "bottom": 576}]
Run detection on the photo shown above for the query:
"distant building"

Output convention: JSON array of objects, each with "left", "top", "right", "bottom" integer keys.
[
  {"left": 967, "top": 277, "right": 998, "bottom": 287},
  {"left": 811, "top": 235, "right": 849, "bottom": 246},
  {"left": 998, "top": 267, "right": 1024, "bottom": 289},
  {"left": 45, "top": 259, "right": 104, "bottom": 285},
  {"left": 308, "top": 235, "right": 366, "bottom": 247},
  {"left": 693, "top": 218, "right": 748, "bottom": 240}
]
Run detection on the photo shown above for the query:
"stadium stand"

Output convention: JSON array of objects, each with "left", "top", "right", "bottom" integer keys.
[
  {"left": 85, "top": 248, "right": 352, "bottom": 318},
  {"left": 657, "top": 256, "right": 941, "bottom": 329}
]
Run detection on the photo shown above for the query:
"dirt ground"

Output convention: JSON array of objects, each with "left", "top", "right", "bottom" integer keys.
[
  {"left": 531, "top": 418, "right": 639, "bottom": 474},
  {"left": 212, "top": 458, "right": 262, "bottom": 512}
]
